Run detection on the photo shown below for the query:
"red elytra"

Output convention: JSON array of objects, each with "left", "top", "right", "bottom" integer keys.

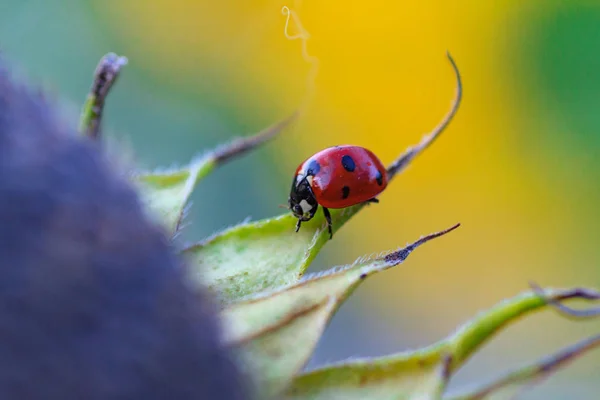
[
  {"left": 288, "top": 145, "right": 388, "bottom": 239},
  {"left": 299, "top": 146, "right": 388, "bottom": 208}
]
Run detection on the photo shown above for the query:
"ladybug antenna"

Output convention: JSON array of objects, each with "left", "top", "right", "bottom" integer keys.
[
  {"left": 278, "top": 204, "right": 289, "bottom": 209},
  {"left": 386, "top": 51, "right": 463, "bottom": 179}
]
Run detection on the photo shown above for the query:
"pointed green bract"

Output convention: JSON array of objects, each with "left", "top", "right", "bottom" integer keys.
[
  {"left": 184, "top": 211, "right": 334, "bottom": 304},
  {"left": 133, "top": 160, "right": 212, "bottom": 236},
  {"left": 230, "top": 298, "right": 337, "bottom": 399},
  {"left": 133, "top": 157, "right": 220, "bottom": 236},
  {"left": 286, "top": 352, "right": 453, "bottom": 400},
  {"left": 183, "top": 52, "right": 462, "bottom": 304},
  {"left": 79, "top": 53, "right": 128, "bottom": 139},
  {"left": 132, "top": 113, "right": 297, "bottom": 236},
  {"left": 219, "top": 224, "right": 459, "bottom": 398},
  {"left": 447, "top": 333, "right": 600, "bottom": 400},
  {"left": 283, "top": 287, "right": 600, "bottom": 400},
  {"left": 182, "top": 190, "right": 439, "bottom": 305}
]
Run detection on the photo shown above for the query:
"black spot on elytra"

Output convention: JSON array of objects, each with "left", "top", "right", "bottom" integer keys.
[
  {"left": 375, "top": 170, "right": 383, "bottom": 186},
  {"left": 341, "top": 155, "right": 356, "bottom": 172},
  {"left": 306, "top": 159, "right": 321, "bottom": 176},
  {"left": 342, "top": 186, "right": 350, "bottom": 199}
]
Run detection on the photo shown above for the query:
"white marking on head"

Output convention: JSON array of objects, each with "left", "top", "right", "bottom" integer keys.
[
  {"left": 306, "top": 175, "right": 314, "bottom": 185},
  {"left": 299, "top": 199, "right": 313, "bottom": 214}
]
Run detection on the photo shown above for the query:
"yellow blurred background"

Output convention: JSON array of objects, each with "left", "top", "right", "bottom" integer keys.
[{"left": 2, "top": 0, "right": 600, "bottom": 397}]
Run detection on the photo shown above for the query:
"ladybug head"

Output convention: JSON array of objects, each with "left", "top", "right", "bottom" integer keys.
[{"left": 288, "top": 175, "right": 318, "bottom": 222}]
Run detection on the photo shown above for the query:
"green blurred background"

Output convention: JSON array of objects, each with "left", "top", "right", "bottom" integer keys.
[{"left": 2, "top": 0, "right": 600, "bottom": 397}]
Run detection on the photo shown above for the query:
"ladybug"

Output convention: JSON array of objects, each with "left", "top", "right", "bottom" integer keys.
[{"left": 288, "top": 145, "right": 388, "bottom": 239}]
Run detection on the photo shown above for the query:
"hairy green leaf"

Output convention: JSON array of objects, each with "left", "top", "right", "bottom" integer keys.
[
  {"left": 283, "top": 287, "right": 600, "bottom": 400},
  {"left": 184, "top": 52, "right": 463, "bottom": 304},
  {"left": 447, "top": 333, "right": 600, "bottom": 400},
  {"left": 132, "top": 113, "right": 297, "bottom": 236},
  {"left": 230, "top": 297, "right": 337, "bottom": 398},
  {"left": 220, "top": 224, "right": 459, "bottom": 399}
]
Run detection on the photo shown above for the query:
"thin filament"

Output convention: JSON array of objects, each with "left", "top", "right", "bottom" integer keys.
[{"left": 281, "top": 4, "right": 319, "bottom": 117}]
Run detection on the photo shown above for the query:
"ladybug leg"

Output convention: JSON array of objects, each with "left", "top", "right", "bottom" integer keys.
[
  {"left": 367, "top": 198, "right": 379, "bottom": 203},
  {"left": 322, "top": 207, "right": 333, "bottom": 239},
  {"left": 295, "top": 218, "right": 302, "bottom": 233}
]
